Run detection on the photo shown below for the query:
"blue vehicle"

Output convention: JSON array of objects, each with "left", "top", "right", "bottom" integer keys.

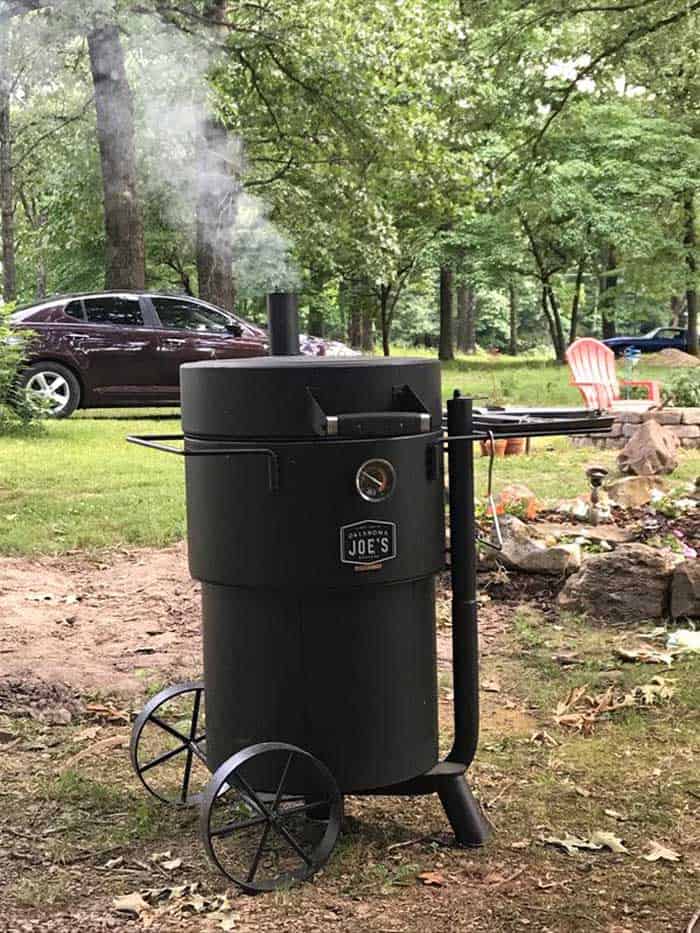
[{"left": 603, "top": 327, "right": 687, "bottom": 357}]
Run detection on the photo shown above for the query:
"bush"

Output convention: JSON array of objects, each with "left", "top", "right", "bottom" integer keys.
[
  {"left": 663, "top": 369, "right": 700, "bottom": 408},
  {"left": 0, "top": 306, "right": 42, "bottom": 432}
]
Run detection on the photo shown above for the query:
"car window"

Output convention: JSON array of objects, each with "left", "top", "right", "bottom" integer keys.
[
  {"left": 64, "top": 299, "right": 85, "bottom": 320},
  {"left": 656, "top": 329, "right": 682, "bottom": 339},
  {"left": 83, "top": 296, "right": 144, "bottom": 326},
  {"left": 151, "top": 297, "right": 230, "bottom": 334}
]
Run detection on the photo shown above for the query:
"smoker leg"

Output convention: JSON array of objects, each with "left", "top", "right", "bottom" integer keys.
[{"left": 437, "top": 775, "right": 491, "bottom": 847}]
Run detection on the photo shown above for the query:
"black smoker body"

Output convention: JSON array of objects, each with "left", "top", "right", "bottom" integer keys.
[{"left": 126, "top": 293, "right": 612, "bottom": 891}]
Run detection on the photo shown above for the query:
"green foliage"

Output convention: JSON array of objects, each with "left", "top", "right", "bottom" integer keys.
[
  {"left": 0, "top": 307, "right": 41, "bottom": 433},
  {"left": 663, "top": 369, "right": 700, "bottom": 408},
  {"left": 2, "top": 0, "right": 699, "bottom": 356}
]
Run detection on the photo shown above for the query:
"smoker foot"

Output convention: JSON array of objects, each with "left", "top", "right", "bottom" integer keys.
[{"left": 438, "top": 774, "right": 491, "bottom": 847}]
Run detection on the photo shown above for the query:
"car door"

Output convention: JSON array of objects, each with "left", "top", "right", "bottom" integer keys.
[
  {"left": 653, "top": 328, "right": 686, "bottom": 352},
  {"left": 74, "top": 295, "right": 163, "bottom": 403},
  {"left": 148, "top": 296, "right": 266, "bottom": 391}
]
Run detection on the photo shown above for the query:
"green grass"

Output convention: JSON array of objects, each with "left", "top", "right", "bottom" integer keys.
[
  {"left": 0, "top": 409, "right": 185, "bottom": 554},
  {"left": 0, "top": 355, "right": 698, "bottom": 555}
]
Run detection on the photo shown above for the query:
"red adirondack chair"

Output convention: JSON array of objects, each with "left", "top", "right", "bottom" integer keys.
[{"left": 565, "top": 338, "right": 661, "bottom": 410}]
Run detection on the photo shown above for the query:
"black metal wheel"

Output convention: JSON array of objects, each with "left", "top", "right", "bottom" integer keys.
[
  {"left": 130, "top": 681, "right": 208, "bottom": 807},
  {"left": 200, "top": 742, "right": 343, "bottom": 893}
]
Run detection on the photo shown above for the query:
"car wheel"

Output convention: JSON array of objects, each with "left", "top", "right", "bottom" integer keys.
[{"left": 20, "top": 362, "right": 80, "bottom": 418}]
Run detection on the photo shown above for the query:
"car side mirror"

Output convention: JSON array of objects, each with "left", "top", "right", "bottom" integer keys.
[{"left": 226, "top": 322, "right": 243, "bottom": 337}]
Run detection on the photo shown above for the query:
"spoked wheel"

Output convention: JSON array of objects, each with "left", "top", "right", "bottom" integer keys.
[
  {"left": 130, "top": 681, "right": 208, "bottom": 806},
  {"left": 200, "top": 742, "right": 343, "bottom": 892}
]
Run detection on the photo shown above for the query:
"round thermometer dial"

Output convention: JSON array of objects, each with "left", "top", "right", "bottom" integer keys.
[{"left": 356, "top": 459, "right": 396, "bottom": 502}]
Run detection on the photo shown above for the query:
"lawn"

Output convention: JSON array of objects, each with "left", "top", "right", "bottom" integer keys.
[
  {"left": 0, "top": 353, "right": 697, "bottom": 555},
  {"left": 2, "top": 353, "right": 698, "bottom": 932}
]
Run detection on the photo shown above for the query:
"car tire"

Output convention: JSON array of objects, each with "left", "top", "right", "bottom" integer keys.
[{"left": 19, "top": 362, "right": 81, "bottom": 418}]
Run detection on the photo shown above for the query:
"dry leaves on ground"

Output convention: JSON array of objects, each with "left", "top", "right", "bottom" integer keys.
[
  {"left": 642, "top": 841, "right": 682, "bottom": 862},
  {"left": 542, "top": 831, "right": 628, "bottom": 856},
  {"left": 113, "top": 882, "right": 237, "bottom": 930},
  {"left": 554, "top": 678, "right": 675, "bottom": 734},
  {"left": 615, "top": 646, "right": 675, "bottom": 666}
]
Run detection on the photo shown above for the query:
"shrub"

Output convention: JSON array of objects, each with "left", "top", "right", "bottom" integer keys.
[
  {"left": 662, "top": 369, "right": 700, "bottom": 408},
  {"left": 0, "top": 306, "right": 42, "bottom": 433}
]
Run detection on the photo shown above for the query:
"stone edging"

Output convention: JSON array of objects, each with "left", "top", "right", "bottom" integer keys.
[{"left": 571, "top": 408, "right": 700, "bottom": 450}]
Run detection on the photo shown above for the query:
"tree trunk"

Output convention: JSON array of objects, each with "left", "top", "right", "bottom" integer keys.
[
  {"left": 308, "top": 306, "right": 324, "bottom": 337},
  {"left": 87, "top": 24, "right": 145, "bottom": 290},
  {"left": 379, "top": 284, "right": 391, "bottom": 357},
  {"left": 569, "top": 255, "right": 586, "bottom": 345},
  {"left": 361, "top": 304, "right": 374, "bottom": 352},
  {"left": 670, "top": 294, "right": 684, "bottom": 327},
  {"left": 438, "top": 266, "right": 454, "bottom": 361},
  {"left": 599, "top": 245, "right": 617, "bottom": 340},
  {"left": 545, "top": 285, "right": 566, "bottom": 363},
  {"left": 508, "top": 283, "right": 518, "bottom": 355},
  {"left": 195, "top": 117, "right": 236, "bottom": 310},
  {"left": 0, "top": 30, "right": 17, "bottom": 303},
  {"left": 684, "top": 191, "right": 698, "bottom": 357},
  {"left": 456, "top": 283, "right": 476, "bottom": 353}
]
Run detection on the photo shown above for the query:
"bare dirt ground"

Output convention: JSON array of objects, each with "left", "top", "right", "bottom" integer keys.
[
  {"left": 0, "top": 544, "right": 200, "bottom": 695},
  {"left": 0, "top": 547, "right": 698, "bottom": 933}
]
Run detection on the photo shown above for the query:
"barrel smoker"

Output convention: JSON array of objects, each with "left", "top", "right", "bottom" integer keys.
[{"left": 128, "top": 293, "right": 612, "bottom": 892}]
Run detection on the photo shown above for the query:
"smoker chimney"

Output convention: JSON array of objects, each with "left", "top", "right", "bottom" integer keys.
[{"left": 267, "top": 292, "right": 300, "bottom": 356}]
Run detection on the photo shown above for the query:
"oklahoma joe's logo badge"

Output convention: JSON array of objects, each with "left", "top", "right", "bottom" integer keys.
[{"left": 340, "top": 520, "right": 397, "bottom": 567}]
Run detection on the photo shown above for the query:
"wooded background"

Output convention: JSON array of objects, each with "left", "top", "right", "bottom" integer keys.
[{"left": 0, "top": 0, "right": 698, "bottom": 359}]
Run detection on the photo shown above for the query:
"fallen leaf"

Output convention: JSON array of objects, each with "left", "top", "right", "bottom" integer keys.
[
  {"left": 616, "top": 646, "right": 674, "bottom": 666},
  {"left": 75, "top": 726, "right": 102, "bottom": 742},
  {"left": 161, "top": 858, "right": 182, "bottom": 872},
  {"left": 113, "top": 892, "right": 150, "bottom": 916},
  {"left": 635, "top": 676, "right": 675, "bottom": 706},
  {"left": 589, "top": 830, "right": 629, "bottom": 854},
  {"left": 574, "top": 786, "right": 591, "bottom": 798},
  {"left": 642, "top": 841, "right": 681, "bottom": 862},
  {"left": 510, "top": 840, "right": 529, "bottom": 850},
  {"left": 417, "top": 870, "right": 447, "bottom": 886},
  {"left": 63, "top": 735, "right": 128, "bottom": 769},
  {"left": 102, "top": 856, "right": 124, "bottom": 870},
  {"left": 482, "top": 680, "right": 501, "bottom": 693},
  {"left": 604, "top": 809, "right": 627, "bottom": 822},
  {"left": 542, "top": 834, "right": 602, "bottom": 856},
  {"left": 150, "top": 851, "right": 173, "bottom": 863}
]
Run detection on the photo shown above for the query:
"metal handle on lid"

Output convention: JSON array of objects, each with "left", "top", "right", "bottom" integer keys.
[{"left": 126, "top": 434, "right": 280, "bottom": 492}]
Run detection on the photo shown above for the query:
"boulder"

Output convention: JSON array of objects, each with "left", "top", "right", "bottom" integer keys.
[
  {"left": 482, "top": 515, "right": 581, "bottom": 575},
  {"left": 617, "top": 420, "right": 679, "bottom": 476},
  {"left": 557, "top": 543, "right": 681, "bottom": 624},
  {"left": 671, "top": 561, "right": 700, "bottom": 619},
  {"left": 604, "top": 475, "right": 667, "bottom": 509}
]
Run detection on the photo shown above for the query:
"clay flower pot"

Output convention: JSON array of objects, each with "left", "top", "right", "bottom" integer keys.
[
  {"left": 505, "top": 437, "right": 526, "bottom": 456},
  {"left": 480, "top": 438, "right": 508, "bottom": 458}
]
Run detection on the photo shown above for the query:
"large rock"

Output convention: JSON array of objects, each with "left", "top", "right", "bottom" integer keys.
[
  {"left": 617, "top": 420, "right": 679, "bottom": 476},
  {"left": 604, "top": 475, "right": 667, "bottom": 508},
  {"left": 482, "top": 515, "right": 581, "bottom": 575},
  {"left": 557, "top": 544, "right": 681, "bottom": 624},
  {"left": 671, "top": 561, "right": 700, "bottom": 619}
]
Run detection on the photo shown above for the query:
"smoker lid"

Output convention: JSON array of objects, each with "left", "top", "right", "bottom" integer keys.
[{"left": 180, "top": 356, "right": 443, "bottom": 439}]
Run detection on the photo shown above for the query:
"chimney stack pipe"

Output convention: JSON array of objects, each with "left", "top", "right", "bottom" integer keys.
[{"left": 267, "top": 292, "right": 300, "bottom": 356}]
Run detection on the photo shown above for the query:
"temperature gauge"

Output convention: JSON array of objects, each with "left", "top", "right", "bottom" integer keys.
[{"left": 356, "top": 459, "right": 396, "bottom": 502}]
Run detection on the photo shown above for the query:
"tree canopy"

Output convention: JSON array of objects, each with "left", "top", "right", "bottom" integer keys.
[{"left": 0, "top": 0, "right": 698, "bottom": 357}]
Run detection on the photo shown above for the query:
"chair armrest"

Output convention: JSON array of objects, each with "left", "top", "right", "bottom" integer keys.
[{"left": 621, "top": 379, "right": 661, "bottom": 401}]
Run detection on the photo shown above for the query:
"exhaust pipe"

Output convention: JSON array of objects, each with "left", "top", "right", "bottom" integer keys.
[{"left": 267, "top": 292, "right": 300, "bottom": 357}]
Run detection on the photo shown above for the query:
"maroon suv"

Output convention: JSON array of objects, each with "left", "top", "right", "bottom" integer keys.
[{"left": 10, "top": 292, "right": 269, "bottom": 417}]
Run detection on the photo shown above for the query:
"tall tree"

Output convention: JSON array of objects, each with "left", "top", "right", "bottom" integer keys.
[
  {"left": 0, "top": 26, "right": 16, "bottom": 302},
  {"left": 684, "top": 191, "right": 698, "bottom": 356},
  {"left": 87, "top": 23, "right": 145, "bottom": 289},
  {"left": 438, "top": 265, "right": 454, "bottom": 361}
]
